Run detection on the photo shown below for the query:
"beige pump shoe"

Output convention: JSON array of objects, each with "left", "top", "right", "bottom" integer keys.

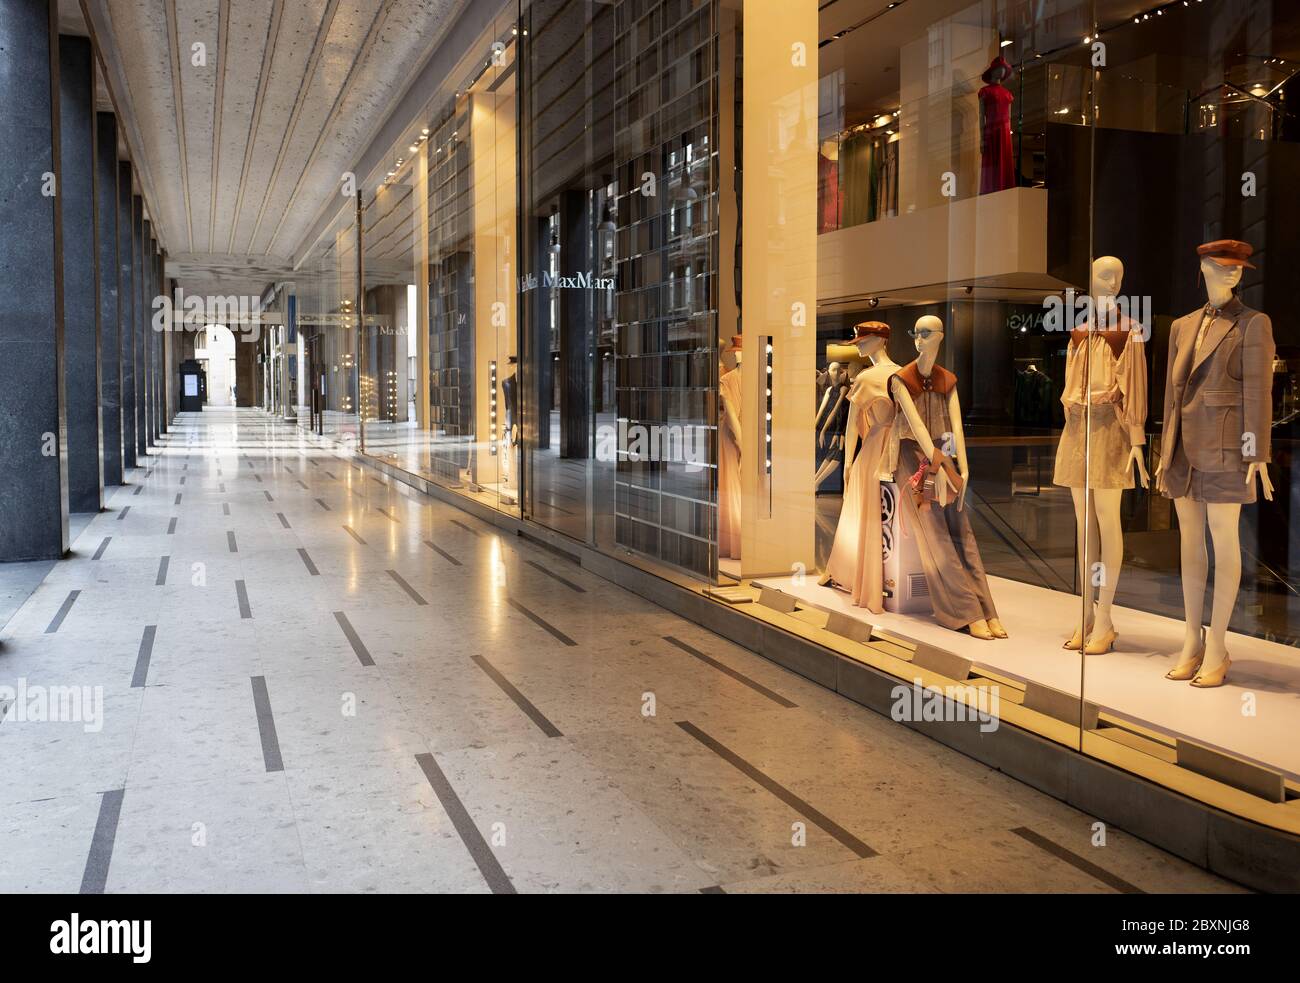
[
  {"left": 1165, "top": 645, "right": 1205, "bottom": 681},
  {"left": 1063, "top": 624, "right": 1092, "bottom": 650},
  {"left": 968, "top": 619, "right": 995, "bottom": 640},
  {"left": 1083, "top": 628, "right": 1118, "bottom": 655},
  {"left": 987, "top": 618, "right": 1008, "bottom": 638},
  {"left": 1190, "top": 656, "right": 1232, "bottom": 689}
]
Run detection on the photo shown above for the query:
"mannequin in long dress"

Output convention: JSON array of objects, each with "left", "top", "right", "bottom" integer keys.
[
  {"left": 978, "top": 55, "right": 1015, "bottom": 195},
  {"left": 820, "top": 322, "right": 898, "bottom": 611},
  {"left": 718, "top": 336, "right": 743, "bottom": 560},
  {"left": 890, "top": 315, "right": 1007, "bottom": 639}
]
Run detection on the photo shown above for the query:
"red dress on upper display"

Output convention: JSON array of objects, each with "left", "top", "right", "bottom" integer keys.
[{"left": 978, "top": 82, "right": 1015, "bottom": 194}]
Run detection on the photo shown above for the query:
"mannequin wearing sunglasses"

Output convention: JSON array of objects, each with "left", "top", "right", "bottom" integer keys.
[{"left": 888, "top": 315, "right": 1007, "bottom": 640}]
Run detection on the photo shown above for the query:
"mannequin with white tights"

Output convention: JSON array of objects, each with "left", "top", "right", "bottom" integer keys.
[
  {"left": 1060, "top": 257, "right": 1150, "bottom": 654},
  {"left": 1158, "top": 256, "right": 1274, "bottom": 687}
]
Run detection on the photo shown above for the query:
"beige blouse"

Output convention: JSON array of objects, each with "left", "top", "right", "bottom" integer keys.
[{"left": 1060, "top": 323, "right": 1148, "bottom": 445}]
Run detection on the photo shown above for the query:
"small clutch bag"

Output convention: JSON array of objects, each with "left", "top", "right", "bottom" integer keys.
[{"left": 907, "top": 451, "right": 965, "bottom": 511}]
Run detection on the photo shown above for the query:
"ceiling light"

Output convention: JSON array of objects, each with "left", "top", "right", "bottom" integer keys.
[{"left": 1000, "top": 39, "right": 1013, "bottom": 47}]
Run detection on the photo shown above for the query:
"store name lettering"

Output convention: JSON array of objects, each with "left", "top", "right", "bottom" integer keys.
[
  {"left": 1041, "top": 290, "right": 1152, "bottom": 341},
  {"left": 519, "top": 270, "right": 615, "bottom": 292}
]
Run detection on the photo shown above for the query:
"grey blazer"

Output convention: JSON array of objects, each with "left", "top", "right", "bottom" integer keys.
[{"left": 1159, "top": 297, "right": 1274, "bottom": 476}]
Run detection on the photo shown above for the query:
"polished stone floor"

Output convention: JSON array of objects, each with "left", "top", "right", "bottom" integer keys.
[{"left": 0, "top": 408, "right": 1244, "bottom": 893}]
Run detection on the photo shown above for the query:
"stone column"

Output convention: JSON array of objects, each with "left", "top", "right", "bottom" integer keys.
[
  {"left": 133, "top": 196, "right": 146, "bottom": 458},
  {"left": 96, "top": 113, "right": 122, "bottom": 485},
  {"left": 59, "top": 34, "right": 103, "bottom": 513},
  {"left": 0, "top": 0, "right": 68, "bottom": 560},
  {"left": 118, "top": 161, "right": 136, "bottom": 468},
  {"left": 141, "top": 219, "right": 153, "bottom": 446}
]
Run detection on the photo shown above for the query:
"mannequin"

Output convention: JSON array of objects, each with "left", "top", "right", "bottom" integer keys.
[
  {"left": 814, "top": 360, "right": 865, "bottom": 488},
  {"left": 1157, "top": 240, "right": 1275, "bottom": 688},
  {"left": 820, "top": 323, "right": 899, "bottom": 610},
  {"left": 1054, "top": 256, "right": 1149, "bottom": 654},
  {"left": 978, "top": 55, "right": 1015, "bottom": 195},
  {"left": 889, "top": 315, "right": 1007, "bottom": 639},
  {"left": 719, "top": 336, "right": 743, "bottom": 560}
]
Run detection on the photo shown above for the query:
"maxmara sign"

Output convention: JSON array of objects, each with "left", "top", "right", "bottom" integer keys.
[{"left": 519, "top": 270, "right": 615, "bottom": 291}]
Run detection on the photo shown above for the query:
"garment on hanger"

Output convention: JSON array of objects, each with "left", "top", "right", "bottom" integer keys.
[
  {"left": 890, "top": 359, "right": 999, "bottom": 630},
  {"left": 978, "top": 82, "right": 1015, "bottom": 194},
  {"left": 1158, "top": 297, "right": 1274, "bottom": 504},
  {"left": 1052, "top": 319, "right": 1147, "bottom": 489},
  {"left": 818, "top": 152, "right": 841, "bottom": 232},
  {"left": 824, "top": 361, "right": 897, "bottom": 610},
  {"left": 1013, "top": 365, "right": 1054, "bottom": 428},
  {"left": 718, "top": 366, "right": 743, "bottom": 558},
  {"left": 840, "top": 131, "right": 898, "bottom": 227}
]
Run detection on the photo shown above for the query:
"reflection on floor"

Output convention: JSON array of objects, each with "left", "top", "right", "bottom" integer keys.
[
  {"left": 0, "top": 408, "right": 1242, "bottom": 893},
  {"left": 759, "top": 572, "right": 1300, "bottom": 780}
]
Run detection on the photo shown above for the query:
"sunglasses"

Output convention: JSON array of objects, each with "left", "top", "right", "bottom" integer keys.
[{"left": 907, "top": 327, "right": 942, "bottom": 340}]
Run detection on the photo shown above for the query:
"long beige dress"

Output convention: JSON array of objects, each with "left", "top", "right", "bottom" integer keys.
[
  {"left": 824, "top": 360, "right": 898, "bottom": 610},
  {"left": 718, "top": 367, "right": 742, "bottom": 559}
]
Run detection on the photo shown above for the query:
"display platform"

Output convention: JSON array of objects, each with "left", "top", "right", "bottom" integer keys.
[{"left": 755, "top": 573, "right": 1300, "bottom": 780}]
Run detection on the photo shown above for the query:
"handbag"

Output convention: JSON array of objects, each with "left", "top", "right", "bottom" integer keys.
[{"left": 907, "top": 450, "right": 965, "bottom": 511}]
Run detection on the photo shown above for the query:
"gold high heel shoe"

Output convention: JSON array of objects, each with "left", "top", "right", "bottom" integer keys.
[
  {"left": 1063, "top": 625, "right": 1092, "bottom": 651},
  {"left": 987, "top": 618, "right": 1008, "bottom": 639},
  {"left": 1165, "top": 645, "right": 1205, "bottom": 681},
  {"left": 1083, "top": 628, "right": 1118, "bottom": 655},
  {"left": 1190, "top": 656, "right": 1231, "bottom": 689},
  {"left": 968, "top": 619, "right": 995, "bottom": 640}
]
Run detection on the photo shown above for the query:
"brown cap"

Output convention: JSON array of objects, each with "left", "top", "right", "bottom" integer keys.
[
  {"left": 1197, "top": 239, "right": 1255, "bottom": 269},
  {"left": 850, "top": 321, "right": 890, "bottom": 343},
  {"left": 725, "top": 335, "right": 743, "bottom": 351}
]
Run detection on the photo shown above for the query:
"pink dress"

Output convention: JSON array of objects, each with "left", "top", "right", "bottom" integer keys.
[{"left": 978, "top": 83, "right": 1015, "bottom": 194}]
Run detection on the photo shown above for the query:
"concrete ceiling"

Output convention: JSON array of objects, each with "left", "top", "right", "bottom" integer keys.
[{"left": 79, "top": 0, "right": 465, "bottom": 296}]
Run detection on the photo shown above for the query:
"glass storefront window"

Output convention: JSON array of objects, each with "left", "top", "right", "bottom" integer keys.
[{"left": 280, "top": 0, "right": 1300, "bottom": 835}]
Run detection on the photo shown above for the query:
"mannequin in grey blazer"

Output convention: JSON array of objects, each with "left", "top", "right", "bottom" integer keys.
[{"left": 1158, "top": 296, "right": 1274, "bottom": 504}]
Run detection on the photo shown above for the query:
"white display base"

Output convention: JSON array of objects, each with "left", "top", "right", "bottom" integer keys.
[{"left": 754, "top": 573, "right": 1300, "bottom": 780}]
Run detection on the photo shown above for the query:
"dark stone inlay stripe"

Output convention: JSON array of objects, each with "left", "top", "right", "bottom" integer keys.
[
  {"left": 525, "top": 559, "right": 586, "bottom": 594},
  {"left": 422, "top": 539, "right": 461, "bottom": 566},
  {"left": 155, "top": 555, "right": 170, "bottom": 586},
  {"left": 91, "top": 536, "right": 111, "bottom": 560},
  {"left": 46, "top": 590, "right": 81, "bottom": 634},
  {"left": 700, "top": 885, "right": 726, "bottom": 895},
  {"left": 179, "top": 476, "right": 185, "bottom": 485},
  {"left": 664, "top": 636, "right": 797, "bottom": 708},
  {"left": 506, "top": 598, "right": 577, "bottom": 647},
  {"left": 133, "top": 484, "right": 143, "bottom": 496},
  {"left": 79, "top": 787, "right": 125, "bottom": 895},
  {"left": 315, "top": 498, "right": 331, "bottom": 511},
  {"left": 277, "top": 512, "right": 291, "bottom": 529},
  {"left": 386, "top": 569, "right": 428, "bottom": 606},
  {"left": 174, "top": 493, "right": 181, "bottom": 505},
  {"left": 324, "top": 471, "right": 337, "bottom": 480},
  {"left": 296, "top": 479, "right": 309, "bottom": 490},
  {"left": 235, "top": 579, "right": 252, "bottom": 619},
  {"left": 376, "top": 507, "right": 397, "bottom": 523},
  {"left": 1010, "top": 827, "right": 1145, "bottom": 894},
  {"left": 342, "top": 525, "right": 367, "bottom": 545},
  {"left": 117, "top": 506, "right": 130, "bottom": 520},
  {"left": 263, "top": 490, "right": 273, "bottom": 502},
  {"left": 297, "top": 548, "right": 319, "bottom": 576},
  {"left": 333, "top": 611, "right": 374, "bottom": 667},
  {"left": 167, "top": 517, "right": 177, "bottom": 534},
  {"left": 450, "top": 519, "right": 480, "bottom": 536},
  {"left": 472, "top": 655, "right": 562, "bottom": 737},
  {"left": 131, "top": 625, "right": 156, "bottom": 688},
  {"left": 253, "top": 473, "right": 262, "bottom": 483},
  {"left": 222, "top": 503, "right": 230, "bottom": 516},
  {"left": 219, "top": 483, "right": 226, "bottom": 493},
  {"left": 227, "top": 531, "right": 238, "bottom": 552},
  {"left": 250, "top": 676, "right": 283, "bottom": 772},
  {"left": 415, "top": 753, "right": 515, "bottom": 895},
  {"left": 676, "top": 721, "right": 876, "bottom": 859}
]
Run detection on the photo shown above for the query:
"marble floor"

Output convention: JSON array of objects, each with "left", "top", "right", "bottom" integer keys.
[{"left": 0, "top": 408, "right": 1245, "bottom": 894}]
